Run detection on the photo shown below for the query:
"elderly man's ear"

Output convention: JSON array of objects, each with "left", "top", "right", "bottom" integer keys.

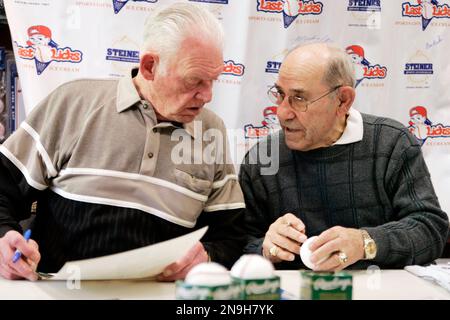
[
  {"left": 140, "top": 52, "right": 160, "bottom": 81},
  {"left": 336, "top": 86, "right": 356, "bottom": 116}
]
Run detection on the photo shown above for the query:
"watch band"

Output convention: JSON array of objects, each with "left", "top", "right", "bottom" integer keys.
[{"left": 361, "top": 229, "right": 377, "bottom": 260}]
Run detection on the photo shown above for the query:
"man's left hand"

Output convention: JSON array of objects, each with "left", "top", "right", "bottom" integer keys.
[
  {"left": 157, "top": 242, "right": 209, "bottom": 282},
  {"left": 308, "top": 226, "right": 364, "bottom": 271}
]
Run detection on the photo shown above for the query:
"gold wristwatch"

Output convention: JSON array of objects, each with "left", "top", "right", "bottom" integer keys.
[{"left": 361, "top": 229, "right": 377, "bottom": 260}]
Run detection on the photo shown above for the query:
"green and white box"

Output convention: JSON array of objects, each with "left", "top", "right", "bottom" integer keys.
[
  {"left": 176, "top": 281, "right": 241, "bottom": 300},
  {"left": 232, "top": 276, "right": 281, "bottom": 300},
  {"left": 300, "top": 271, "right": 353, "bottom": 300}
]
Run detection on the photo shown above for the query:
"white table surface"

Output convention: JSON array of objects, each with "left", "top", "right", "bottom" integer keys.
[{"left": 0, "top": 269, "right": 449, "bottom": 300}]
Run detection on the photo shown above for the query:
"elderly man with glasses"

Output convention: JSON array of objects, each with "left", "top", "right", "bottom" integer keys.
[{"left": 239, "top": 43, "right": 448, "bottom": 271}]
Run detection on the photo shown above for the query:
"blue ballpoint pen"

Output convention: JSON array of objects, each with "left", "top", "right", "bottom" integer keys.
[{"left": 12, "top": 229, "right": 32, "bottom": 263}]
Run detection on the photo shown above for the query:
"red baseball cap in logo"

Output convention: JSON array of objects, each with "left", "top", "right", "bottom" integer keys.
[
  {"left": 28, "top": 25, "right": 52, "bottom": 39},
  {"left": 263, "top": 106, "right": 278, "bottom": 117},
  {"left": 410, "top": 106, "right": 427, "bottom": 118},
  {"left": 346, "top": 45, "right": 365, "bottom": 58}
]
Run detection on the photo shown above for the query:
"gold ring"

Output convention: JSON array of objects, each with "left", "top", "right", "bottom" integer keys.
[
  {"left": 337, "top": 251, "right": 348, "bottom": 264},
  {"left": 269, "top": 245, "right": 278, "bottom": 257}
]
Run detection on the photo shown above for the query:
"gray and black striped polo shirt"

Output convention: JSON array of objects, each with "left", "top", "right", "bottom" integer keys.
[{"left": 0, "top": 71, "right": 246, "bottom": 271}]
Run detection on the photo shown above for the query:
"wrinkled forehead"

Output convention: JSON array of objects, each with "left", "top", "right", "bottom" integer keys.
[
  {"left": 278, "top": 52, "right": 326, "bottom": 88},
  {"left": 171, "top": 37, "right": 224, "bottom": 78}
]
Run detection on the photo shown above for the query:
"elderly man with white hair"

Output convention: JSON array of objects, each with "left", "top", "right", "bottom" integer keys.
[{"left": 0, "top": 3, "right": 245, "bottom": 281}]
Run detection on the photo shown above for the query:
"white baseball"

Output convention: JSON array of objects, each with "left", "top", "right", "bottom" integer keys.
[
  {"left": 300, "top": 236, "right": 331, "bottom": 270},
  {"left": 283, "top": 0, "right": 300, "bottom": 17},
  {"left": 300, "top": 236, "right": 316, "bottom": 269},
  {"left": 185, "top": 262, "right": 232, "bottom": 286},
  {"left": 422, "top": 2, "right": 434, "bottom": 20},
  {"left": 230, "top": 254, "right": 275, "bottom": 280},
  {"left": 34, "top": 45, "right": 53, "bottom": 63}
]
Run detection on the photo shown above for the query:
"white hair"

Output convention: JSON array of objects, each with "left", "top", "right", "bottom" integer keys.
[{"left": 140, "top": 2, "right": 224, "bottom": 74}]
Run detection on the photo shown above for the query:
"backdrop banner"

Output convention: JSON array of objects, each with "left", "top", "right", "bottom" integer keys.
[{"left": 4, "top": 0, "right": 450, "bottom": 217}]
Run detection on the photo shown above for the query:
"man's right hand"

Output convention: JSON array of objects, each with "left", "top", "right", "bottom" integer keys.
[
  {"left": 0, "top": 230, "right": 40, "bottom": 281},
  {"left": 262, "top": 213, "right": 307, "bottom": 263}
]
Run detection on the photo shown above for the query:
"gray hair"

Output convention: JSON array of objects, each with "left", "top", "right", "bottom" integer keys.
[
  {"left": 322, "top": 45, "right": 356, "bottom": 89},
  {"left": 140, "top": 3, "right": 224, "bottom": 74},
  {"left": 285, "top": 43, "right": 356, "bottom": 89}
]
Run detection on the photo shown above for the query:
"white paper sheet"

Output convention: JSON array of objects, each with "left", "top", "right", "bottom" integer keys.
[
  {"left": 405, "top": 262, "right": 450, "bottom": 293},
  {"left": 38, "top": 226, "right": 207, "bottom": 281}
]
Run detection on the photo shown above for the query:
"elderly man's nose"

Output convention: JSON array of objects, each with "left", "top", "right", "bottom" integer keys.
[
  {"left": 196, "top": 83, "right": 213, "bottom": 103},
  {"left": 277, "top": 99, "right": 295, "bottom": 120}
]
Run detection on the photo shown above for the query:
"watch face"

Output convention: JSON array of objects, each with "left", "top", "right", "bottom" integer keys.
[{"left": 367, "top": 241, "right": 377, "bottom": 256}]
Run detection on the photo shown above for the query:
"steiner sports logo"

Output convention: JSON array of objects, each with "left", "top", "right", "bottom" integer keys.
[
  {"left": 265, "top": 61, "right": 282, "bottom": 73},
  {"left": 402, "top": 0, "right": 450, "bottom": 31},
  {"left": 244, "top": 106, "right": 281, "bottom": 139},
  {"left": 404, "top": 50, "right": 433, "bottom": 88},
  {"left": 223, "top": 60, "right": 245, "bottom": 76},
  {"left": 256, "top": 0, "right": 324, "bottom": 28},
  {"left": 106, "top": 48, "right": 140, "bottom": 63},
  {"left": 345, "top": 45, "right": 387, "bottom": 87},
  {"left": 347, "top": 0, "right": 381, "bottom": 12},
  {"left": 404, "top": 62, "right": 433, "bottom": 75},
  {"left": 408, "top": 106, "right": 450, "bottom": 145},
  {"left": 15, "top": 25, "right": 83, "bottom": 75},
  {"left": 112, "top": 0, "right": 157, "bottom": 14},
  {"left": 106, "top": 36, "right": 140, "bottom": 77},
  {"left": 347, "top": 1, "right": 382, "bottom": 29}
]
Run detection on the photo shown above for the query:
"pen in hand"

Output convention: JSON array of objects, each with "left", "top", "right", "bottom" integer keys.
[{"left": 12, "top": 229, "right": 32, "bottom": 263}]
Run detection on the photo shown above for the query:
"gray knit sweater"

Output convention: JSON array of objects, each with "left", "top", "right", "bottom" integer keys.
[{"left": 239, "top": 113, "right": 449, "bottom": 269}]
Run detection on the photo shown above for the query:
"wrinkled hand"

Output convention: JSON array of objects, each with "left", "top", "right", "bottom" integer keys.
[
  {"left": 262, "top": 213, "right": 307, "bottom": 263},
  {"left": 0, "top": 230, "right": 41, "bottom": 281},
  {"left": 158, "top": 241, "right": 209, "bottom": 282},
  {"left": 309, "top": 226, "right": 364, "bottom": 271}
]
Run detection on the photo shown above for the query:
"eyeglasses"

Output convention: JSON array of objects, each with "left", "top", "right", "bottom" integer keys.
[{"left": 267, "top": 84, "right": 342, "bottom": 112}]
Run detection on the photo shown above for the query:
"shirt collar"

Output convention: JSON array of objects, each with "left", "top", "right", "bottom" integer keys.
[
  {"left": 154, "top": 120, "right": 197, "bottom": 140},
  {"left": 183, "top": 121, "right": 197, "bottom": 139},
  {"left": 332, "top": 107, "right": 364, "bottom": 145},
  {"left": 116, "top": 68, "right": 142, "bottom": 113},
  {"left": 116, "top": 69, "right": 197, "bottom": 139}
]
